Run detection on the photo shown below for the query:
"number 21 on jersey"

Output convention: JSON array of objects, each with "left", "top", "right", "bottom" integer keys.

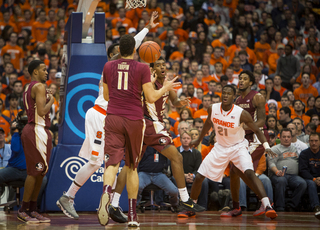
[
  {"left": 117, "top": 71, "right": 128, "bottom": 90},
  {"left": 217, "top": 126, "right": 228, "bottom": 136}
]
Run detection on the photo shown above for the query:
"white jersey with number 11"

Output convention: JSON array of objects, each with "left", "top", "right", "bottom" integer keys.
[{"left": 211, "top": 103, "right": 245, "bottom": 147}]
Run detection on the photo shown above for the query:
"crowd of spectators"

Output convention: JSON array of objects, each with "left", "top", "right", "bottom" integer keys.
[{"left": 0, "top": 0, "right": 320, "bottom": 215}]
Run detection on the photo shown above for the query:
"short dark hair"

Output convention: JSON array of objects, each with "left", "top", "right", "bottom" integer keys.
[
  {"left": 222, "top": 85, "right": 236, "bottom": 95},
  {"left": 8, "top": 93, "right": 18, "bottom": 100},
  {"left": 309, "top": 133, "right": 320, "bottom": 140},
  {"left": 150, "top": 56, "right": 165, "bottom": 68},
  {"left": 306, "top": 122, "right": 317, "bottom": 132},
  {"left": 280, "top": 106, "right": 291, "bottom": 117},
  {"left": 193, "top": 118, "right": 203, "bottom": 126},
  {"left": 119, "top": 35, "right": 135, "bottom": 57},
  {"left": 220, "top": 75, "right": 228, "bottom": 82},
  {"left": 13, "top": 80, "right": 22, "bottom": 87},
  {"left": 265, "top": 78, "right": 274, "bottom": 84},
  {"left": 239, "top": 70, "right": 255, "bottom": 84},
  {"left": 28, "top": 60, "right": 44, "bottom": 75},
  {"left": 107, "top": 43, "right": 119, "bottom": 59},
  {"left": 280, "top": 128, "right": 292, "bottom": 136}
]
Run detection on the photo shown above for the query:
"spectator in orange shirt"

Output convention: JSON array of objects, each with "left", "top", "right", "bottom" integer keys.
[
  {"left": 226, "top": 34, "right": 241, "bottom": 60},
  {"left": 229, "top": 37, "right": 257, "bottom": 66},
  {"left": 46, "top": 69, "right": 57, "bottom": 87},
  {"left": 211, "top": 32, "right": 229, "bottom": 57},
  {"left": 231, "top": 56, "right": 243, "bottom": 80},
  {"left": 263, "top": 40, "right": 277, "bottom": 69},
  {"left": 18, "top": 65, "right": 31, "bottom": 87},
  {"left": 47, "top": 9, "right": 58, "bottom": 28},
  {"left": 201, "top": 64, "right": 214, "bottom": 83},
  {"left": 268, "top": 44, "right": 284, "bottom": 75},
  {"left": 159, "top": 18, "right": 188, "bottom": 42},
  {"left": 1, "top": 32, "right": 24, "bottom": 71},
  {"left": 173, "top": 121, "right": 190, "bottom": 148},
  {"left": 105, "top": 2, "right": 119, "bottom": 21},
  {"left": 0, "top": 99, "right": 10, "bottom": 138},
  {"left": 0, "top": 11, "right": 18, "bottom": 33},
  {"left": 291, "top": 100, "right": 310, "bottom": 127},
  {"left": 254, "top": 31, "right": 271, "bottom": 62},
  {"left": 273, "top": 75, "right": 287, "bottom": 96},
  {"left": 3, "top": 93, "right": 21, "bottom": 122},
  {"left": 210, "top": 47, "right": 228, "bottom": 73},
  {"left": 194, "top": 94, "right": 211, "bottom": 123},
  {"left": 296, "top": 64, "right": 317, "bottom": 85},
  {"left": 193, "top": 70, "right": 209, "bottom": 92},
  {"left": 169, "top": 41, "right": 187, "bottom": 62},
  {"left": 196, "top": 88, "right": 204, "bottom": 101},
  {"left": 18, "top": 9, "right": 34, "bottom": 33},
  {"left": 239, "top": 50, "right": 254, "bottom": 71},
  {"left": 187, "top": 83, "right": 202, "bottom": 112},
  {"left": 293, "top": 73, "right": 319, "bottom": 105},
  {"left": 212, "top": 62, "right": 224, "bottom": 83},
  {"left": 31, "top": 10, "right": 52, "bottom": 43},
  {"left": 111, "top": 7, "right": 133, "bottom": 33}
]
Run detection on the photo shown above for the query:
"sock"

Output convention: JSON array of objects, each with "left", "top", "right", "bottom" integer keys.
[
  {"left": 261, "top": 197, "right": 271, "bottom": 209},
  {"left": 233, "top": 201, "right": 240, "bottom": 209},
  {"left": 111, "top": 192, "right": 121, "bottom": 208},
  {"left": 19, "top": 201, "right": 30, "bottom": 212},
  {"left": 29, "top": 201, "right": 37, "bottom": 212},
  {"left": 178, "top": 187, "right": 189, "bottom": 202},
  {"left": 66, "top": 182, "right": 81, "bottom": 198},
  {"left": 103, "top": 185, "right": 112, "bottom": 194},
  {"left": 128, "top": 199, "right": 137, "bottom": 220}
]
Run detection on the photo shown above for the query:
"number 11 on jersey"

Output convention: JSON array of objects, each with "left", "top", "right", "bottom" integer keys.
[{"left": 118, "top": 71, "right": 128, "bottom": 90}]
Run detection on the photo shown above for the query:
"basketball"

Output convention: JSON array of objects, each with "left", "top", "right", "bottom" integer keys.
[{"left": 139, "top": 41, "right": 161, "bottom": 63}]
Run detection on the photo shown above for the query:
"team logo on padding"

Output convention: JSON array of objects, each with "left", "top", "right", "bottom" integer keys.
[
  {"left": 35, "top": 162, "right": 44, "bottom": 171},
  {"left": 159, "top": 138, "right": 167, "bottom": 145}
]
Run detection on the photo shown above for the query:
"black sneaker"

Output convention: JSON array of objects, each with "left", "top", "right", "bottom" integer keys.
[
  {"left": 180, "top": 198, "right": 205, "bottom": 212},
  {"left": 108, "top": 205, "right": 128, "bottom": 223},
  {"left": 314, "top": 205, "right": 320, "bottom": 220}
]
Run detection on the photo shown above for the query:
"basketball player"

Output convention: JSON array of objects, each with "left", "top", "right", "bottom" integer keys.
[
  {"left": 223, "top": 70, "right": 272, "bottom": 217},
  {"left": 189, "top": 85, "right": 278, "bottom": 219},
  {"left": 107, "top": 57, "right": 206, "bottom": 222},
  {"left": 17, "top": 60, "right": 54, "bottom": 223},
  {"left": 56, "top": 11, "right": 160, "bottom": 221},
  {"left": 98, "top": 35, "right": 179, "bottom": 227}
]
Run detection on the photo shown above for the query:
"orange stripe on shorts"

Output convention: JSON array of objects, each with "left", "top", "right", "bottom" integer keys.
[{"left": 92, "top": 151, "right": 99, "bottom": 156}]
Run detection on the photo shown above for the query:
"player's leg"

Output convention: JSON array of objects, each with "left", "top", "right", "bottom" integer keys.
[
  {"left": 109, "top": 166, "right": 128, "bottom": 223},
  {"left": 190, "top": 173, "right": 206, "bottom": 201},
  {"left": 231, "top": 144, "right": 277, "bottom": 219}
]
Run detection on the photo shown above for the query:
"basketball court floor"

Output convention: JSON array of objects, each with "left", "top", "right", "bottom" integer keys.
[{"left": 1, "top": 210, "right": 319, "bottom": 230}]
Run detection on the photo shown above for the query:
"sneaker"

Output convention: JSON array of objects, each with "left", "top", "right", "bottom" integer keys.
[
  {"left": 17, "top": 210, "right": 39, "bottom": 224},
  {"left": 219, "top": 206, "right": 231, "bottom": 212},
  {"left": 56, "top": 193, "right": 79, "bottom": 219},
  {"left": 253, "top": 203, "right": 265, "bottom": 216},
  {"left": 97, "top": 192, "right": 110, "bottom": 226},
  {"left": 265, "top": 206, "right": 278, "bottom": 219},
  {"left": 177, "top": 210, "right": 196, "bottom": 218},
  {"left": 220, "top": 208, "right": 242, "bottom": 217},
  {"left": 180, "top": 198, "right": 205, "bottom": 212},
  {"left": 128, "top": 212, "right": 140, "bottom": 227},
  {"left": 171, "top": 205, "right": 182, "bottom": 213},
  {"left": 108, "top": 205, "right": 128, "bottom": 223},
  {"left": 30, "top": 211, "right": 51, "bottom": 223},
  {"left": 315, "top": 205, "right": 320, "bottom": 220}
]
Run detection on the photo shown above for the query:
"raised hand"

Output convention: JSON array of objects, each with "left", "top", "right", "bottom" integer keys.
[{"left": 163, "top": 76, "right": 180, "bottom": 91}]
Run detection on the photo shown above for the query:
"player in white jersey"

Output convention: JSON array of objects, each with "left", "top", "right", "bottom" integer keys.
[{"left": 190, "top": 85, "right": 278, "bottom": 219}]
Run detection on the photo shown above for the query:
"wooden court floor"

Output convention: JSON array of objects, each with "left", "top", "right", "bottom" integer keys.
[{"left": 1, "top": 210, "right": 320, "bottom": 230}]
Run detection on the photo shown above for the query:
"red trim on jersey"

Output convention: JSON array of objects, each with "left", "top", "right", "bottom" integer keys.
[
  {"left": 220, "top": 104, "right": 234, "bottom": 116},
  {"left": 93, "top": 105, "right": 107, "bottom": 115}
]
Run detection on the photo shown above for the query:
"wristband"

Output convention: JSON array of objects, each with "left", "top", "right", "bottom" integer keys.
[
  {"left": 313, "top": 178, "right": 316, "bottom": 182},
  {"left": 263, "top": 142, "right": 270, "bottom": 150}
]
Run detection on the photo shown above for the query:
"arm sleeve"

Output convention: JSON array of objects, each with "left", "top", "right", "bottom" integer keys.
[
  {"left": 293, "top": 58, "right": 301, "bottom": 79},
  {"left": 134, "top": 28, "right": 149, "bottom": 49},
  {"left": 299, "top": 150, "right": 314, "bottom": 180}
]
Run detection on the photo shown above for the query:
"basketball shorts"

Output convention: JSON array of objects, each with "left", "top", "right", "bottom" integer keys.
[
  {"left": 79, "top": 106, "right": 106, "bottom": 166},
  {"left": 198, "top": 139, "right": 253, "bottom": 183},
  {"left": 104, "top": 114, "right": 145, "bottom": 169},
  {"left": 143, "top": 119, "right": 173, "bottom": 153},
  {"left": 21, "top": 124, "right": 52, "bottom": 176}
]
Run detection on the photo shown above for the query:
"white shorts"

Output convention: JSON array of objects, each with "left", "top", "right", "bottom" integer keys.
[
  {"left": 198, "top": 139, "right": 253, "bottom": 183},
  {"left": 78, "top": 107, "right": 106, "bottom": 166}
]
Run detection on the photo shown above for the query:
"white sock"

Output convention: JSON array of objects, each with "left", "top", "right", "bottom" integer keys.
[
  {"left": 66, "top": 182, "right": 80, "bottom": 198},
  {"left": 178, "top": 187, "right": 189, "bottom": 202},
  {"left": 261, "top": 197, "right": 271, "bottom": 209},
  {"left": 111, "top": 192, "right": 121, "bottom": 208},
  {"left": 66, "top": 162, "right": 100, "bottom": 197}
]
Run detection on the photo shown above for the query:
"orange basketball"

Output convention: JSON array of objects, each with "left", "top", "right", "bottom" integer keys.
[{"left": 139, "top": 41, "right": 161, "bottom": 63}]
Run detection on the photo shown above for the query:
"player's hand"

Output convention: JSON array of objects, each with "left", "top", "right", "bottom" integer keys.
[
  {"left": 265, "top": 149, "right": 277, "bottom": 158},
  {"left": 148, "top": 11, "right": 159, "bottom": 29},
  {"left": 190, "top": 139, "right": 200, "bottom": 148},
  {"left": 180, "top": 97, "right": 191, "bottom": 106},
  {"left": 163, "top": 76, "right": 180, "bottom": 91},
  {"left": 151, "top": 70, "right": 158, "bottom": 84}
]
